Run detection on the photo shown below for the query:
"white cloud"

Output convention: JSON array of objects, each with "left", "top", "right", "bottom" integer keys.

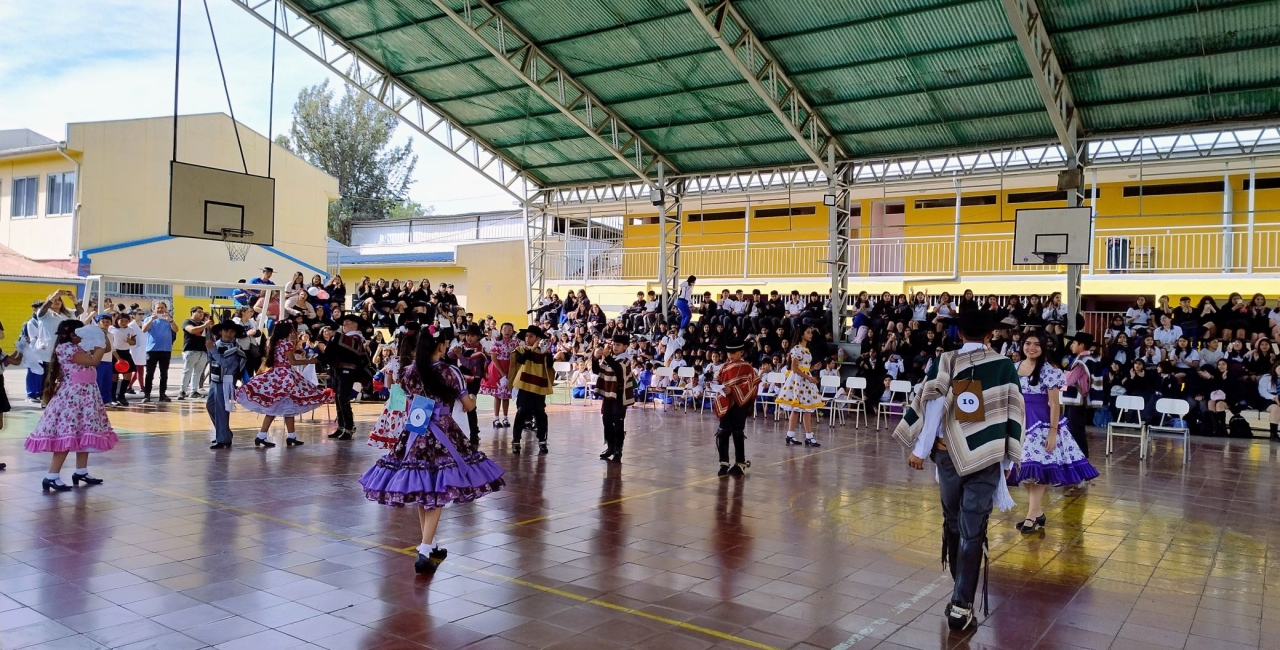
[{"left": 0, "top": 0, "right": 514, "bottom": 214}]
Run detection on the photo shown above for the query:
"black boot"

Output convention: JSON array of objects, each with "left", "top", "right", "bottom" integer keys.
[
  {"left": 1270, "top": 423, "right": 1278, "bottom": 442},
  {"left": 600, "top": 447, "right": 615, "bottom": 460}
]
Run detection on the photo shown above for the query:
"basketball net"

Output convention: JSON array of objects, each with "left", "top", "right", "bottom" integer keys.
[{"left": 222, "top": 228, "right": 253, "bottom": 262}]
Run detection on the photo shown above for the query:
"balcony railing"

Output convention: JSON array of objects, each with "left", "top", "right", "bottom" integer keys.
[{"left": 544, "top": 223, "right": 1280, "bottom": 282}]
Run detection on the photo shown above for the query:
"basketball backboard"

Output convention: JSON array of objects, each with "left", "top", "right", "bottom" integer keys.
[
  {"left": 169, "top": 161, "right": 275, "bottom": 246},
  {"left": 1012, "top": 207, "right": 1091, "bottom": 266}
]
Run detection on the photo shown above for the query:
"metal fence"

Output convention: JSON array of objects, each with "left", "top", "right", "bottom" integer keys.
[{"left": 544, "top": 223, "right": 1280, "bottom": 281}]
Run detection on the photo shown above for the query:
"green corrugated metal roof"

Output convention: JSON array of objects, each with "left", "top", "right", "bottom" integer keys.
[{"left": 294, "top": 0, "right": 1280, "bottom": 187}]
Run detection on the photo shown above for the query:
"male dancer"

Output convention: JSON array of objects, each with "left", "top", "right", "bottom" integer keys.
[
  {"left": 894, "top": 310, "right": 1024, "bottom": 632},
  {"left": 508, "top": 325, "right": 553, "bottom": 455},
  {"left": 1062, "top": 331, "right": 1099, "bottom": 458},
  {"left": 713, "top": 335, "right": 758, "bottom": 476},
  {"left": 451, "top": 323, "right": 488, "bottom": 447},
  {"left": 207, "top": 321, "right": 246, "bottom": 449},
  {"left": 593, "top": 333, "right": 634, "bottom": 462},
  {"left": 323, "top": 313, "right": 370, "bottom": 441}
]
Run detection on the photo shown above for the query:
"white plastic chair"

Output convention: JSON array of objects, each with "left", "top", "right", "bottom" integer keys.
[
  {"left": 650, "top": 367, "right": 674, "bottom": 411},
  {"left": 1107, "top": 395, "right": 1148, "bottom": 459},
  {"left": 1148, "top": 398, "right": 1190, "bottom": 463},
  {"left": 832, "top": 376, "right": 867, "bottom": 428},
  {"left": 674, "top": 366, "right": 696, "bottom": 411},
  {"left": 552, "top": 361, "right": 573, "bottom": 404},
  {"left": 770, "top": 372, "right": 793, "bottom": 421},
  {"left": 877, "top": 380, "right": 912, "bottom": 430},
  {"left": 818, "top": 375, "right": 841, "bottom": 422},
  {"left": 758, "top": 372, "right": 785, "bottom": 418},
  {"left": 700, "top": 383, "right": 722, "bottom": 414}
]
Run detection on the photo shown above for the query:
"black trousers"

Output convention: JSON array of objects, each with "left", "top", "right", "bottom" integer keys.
[
  {"left": 933, "top": 448, "right": 1001, "bottom": 609},
  {"left": 144, "top": 351, "right": 171, "bottom": 398},
  {"left": 602, "top": 400, "right": 627, "bottom": 452},
  {"left": 466, "top": 403, "right": 480, "bottom": 445},
  {"left": 513, "top": 391, "right": 547, "bottom": 444},
  {"left": 716, "top": 405, "right": 750, "bottom": 464},
  {"left": 1066, "top": 405, "right": 1090, "bottom": 458},
  {"left": 333, "top": 369, "right": 357, "bottom": 431}
]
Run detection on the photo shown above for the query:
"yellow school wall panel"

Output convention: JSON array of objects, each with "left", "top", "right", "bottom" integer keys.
[
  {"left": 0, "top": 281, "right": 81, "bottom": 336},
  {"left": 68, "top": 114, "right": 337, "bottom": 280},
  {"left": 454, "top": 239, "right": 528, "bottom": 325},
  {"left": 0, "top": 152, "right": 78, "bottom": 260}
]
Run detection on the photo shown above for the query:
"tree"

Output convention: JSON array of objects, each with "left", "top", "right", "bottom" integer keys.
[
  {"left": 387, "top": 199, "right": 435, "bottom": 221},
  {"left": 276, "top": 79, "right": 418, "bottom": 243}
]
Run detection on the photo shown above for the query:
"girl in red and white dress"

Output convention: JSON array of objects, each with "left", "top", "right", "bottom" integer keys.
[
  {"left": 235, "top": 322, "right": 332, "bottom": 448},
  {"left": 368, "top": 329, "right": 418, "bottom": 449},
  {"left": 480, "top": 323, "right": 518, "bottom": 428}
]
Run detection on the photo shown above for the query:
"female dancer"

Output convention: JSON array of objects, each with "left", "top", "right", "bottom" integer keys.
[
  {"left": 480, "top": 322, "right": 517, "bottom": 428},
  {"left": 776, "top": 325, "right": 823, "bottom": 447},
  {"left": 368, "top": 330, "right": 418, "bottom": 449},
  {"left": 235, "top": 322, "right": 332, "bottom": 448},
  {"left": 1006, "top": 333, "right": 1098, "bottom": 533},
  {"left": 25, "top": 320, "right": 117, "bottom": 491},
  {"left": 359, "top": 327, "right": 505, "bottom": 574}
]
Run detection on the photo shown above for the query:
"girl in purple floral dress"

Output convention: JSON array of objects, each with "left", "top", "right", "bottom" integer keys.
[
  {"left": 359, "top": 327, "right": 505, "bottom": 575},
  {"left": 1006, "top": 333, "right": 1098, "bottom": 533},
  {"left": 25, "top": 320, "right": 118, "bottom": 492}
]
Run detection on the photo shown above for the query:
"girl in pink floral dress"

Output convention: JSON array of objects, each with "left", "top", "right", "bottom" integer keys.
[
  {"left": 26, "top": 320, "right": 118, "bottom": 492},
  {"left": 368, "top": 330, "right": 417, "bottom": 449},
  {"left": 480, "top": 323, "right": 517, "bottom": 428},
  {"left": 236, "top": 322, "right": 331, "bottom": 448}
]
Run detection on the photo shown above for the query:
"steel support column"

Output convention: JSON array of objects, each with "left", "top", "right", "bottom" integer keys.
[
  {"left": 1064, "top": 154, "right": 1085, "bottom": 336},
  {"left": 827, "top": 155, "right": 851, "bottom": 340},
  {"left": 427, "top": 0, "right": 676, "bottom": 185},
  {"left": 525, "top": 198, "right": 548, "bottom": 324},
  {"left": 657, "top": 163, "right": 684, "bottom": 316}
]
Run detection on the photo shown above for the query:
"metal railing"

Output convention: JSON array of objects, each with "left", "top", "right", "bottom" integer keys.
[{"left": 544, "top": 223, "right": 1280, "bottom": 281}]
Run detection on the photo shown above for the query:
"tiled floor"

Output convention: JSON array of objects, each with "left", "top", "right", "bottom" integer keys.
[{"left": 2, "top": 391, "right": 1280, "bottom": 650}]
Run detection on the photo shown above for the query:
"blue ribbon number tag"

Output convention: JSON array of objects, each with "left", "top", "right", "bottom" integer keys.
[{"left": 404, "top": 396, "right": 436, "bottom": 451}]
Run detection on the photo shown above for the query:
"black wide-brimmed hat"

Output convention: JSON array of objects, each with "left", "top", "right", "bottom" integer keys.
[
  {"left": 940, "top": 309, "right": 1002, "bottom": 334},
  {"left": 722, "top": 335, "right": 747, "bottom": 352},
  {"left": 610, "top": 333, "right": 630, "bottom": 345},
  {"left": 1065, "top": 331, "right": 1097, "bottom": 347},
  {"left": 339, "top": 313, "right": 367, "bottom": 328},
  {"left": 463, "top": 323, "right": 484, "bottom": 337},
  {"left": 518, "top": 325, "right": 548, "bottom": 340},
  {"left": 209, "top": 321, "right": 246, "bottom": 338}
]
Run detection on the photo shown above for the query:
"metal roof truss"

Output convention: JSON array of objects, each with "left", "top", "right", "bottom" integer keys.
[{"left": 1000, "top": 0, "right": 1079, "bottom": 160}]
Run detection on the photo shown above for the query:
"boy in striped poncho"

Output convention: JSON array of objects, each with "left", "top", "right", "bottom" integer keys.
[
  {"left": 893, "top": 310, "right": 1024, "bottom": 633},
  {"left": 593, "top": 334, "right": 634, "bottom": 463}
]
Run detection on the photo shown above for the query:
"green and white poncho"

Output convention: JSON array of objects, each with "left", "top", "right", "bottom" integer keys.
[{"left": 892, "top": 347, "right": 1025, "bottom": 476}]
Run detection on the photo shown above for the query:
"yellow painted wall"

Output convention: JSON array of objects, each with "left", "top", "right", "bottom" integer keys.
[
  {"left": 0, "top": 151, "right": 78, "bottom": 260},
  {"left": 67, "top": 113, "right": 338, "bottom": 281},
  {"left": 0, "top": 280, "right": 82, "bottom": 336}
]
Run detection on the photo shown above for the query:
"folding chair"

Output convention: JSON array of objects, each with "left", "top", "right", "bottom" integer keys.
[
  {"left": 1148, "top": 398, "right": 1191, "bottom": 463},
  {"left": 877, "top": 380, "right": 912, "bottom": 430},
  {"left": 818, "top": 375, "right": 841, "bottom": 423},
  {"left": 552, "top": 361, "right": 572, "bottom": 404},
  {"left": 1107, "top": 395, "right": 1148, "bottom": 459},
  {"left": 700, "top": 383, "right": 722, "bottom": 414},
  {"left": 832, "top": 376, "right": 867, "bottom": 428},
  {"left": 675, "top": 366, "right": 696, "bottom": 411},
  {"left": 763, "top": 371, "right": 786, "bottom": 420},
  {"left": 651, "top": 367, "right": 674, "bottom": 411}
]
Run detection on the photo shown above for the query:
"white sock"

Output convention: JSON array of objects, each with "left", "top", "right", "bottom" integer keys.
[
  {"left": 74, "top": 468, "right": 88, "bottom": 475},
  {"left": 786, "top": 431, "right": 796, "bottom": 439},
  {"left": 287, "top": 432, "right": 297, "bottom": 440},
  {"left": 257, "top": 431, "right": 268, "bottom": 440},
  {"left": 45, "top": 473, "right": 60, "bottom": 481},
  {"left": 805, "top": 432, "right": 815, "bottom": 441},
  {"left": 417, "top": 543, "right": 432, "bottom": 556}
]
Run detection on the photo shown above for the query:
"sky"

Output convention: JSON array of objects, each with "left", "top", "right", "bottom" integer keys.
[{"left": 0, "top": 0, "right": 514, "bottom": 215}]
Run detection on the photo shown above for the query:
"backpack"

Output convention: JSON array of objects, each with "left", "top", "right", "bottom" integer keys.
[{"left": 1228, "top": 414, "right": 1255, "bottom": 439}]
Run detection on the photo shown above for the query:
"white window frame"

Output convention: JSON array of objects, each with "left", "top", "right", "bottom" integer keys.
[
  {"left": 11, "top": 176, "right": 38, "bottom": 219},
  {"left": 46, "top": 172, "right": 76, "bottom": 216}
]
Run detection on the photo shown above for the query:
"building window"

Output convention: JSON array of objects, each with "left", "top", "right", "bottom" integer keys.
[
  {"left": 47, "top": 172, "right": 75, "bottom": 215},
  {"left": 1122, "top": 181, "right": 1224, "bottom": 197},
  {"left": 11, "top": 176, "right": 37, "bottom": 218},
  {"left": 687, "top": 210, "right": 745, "bottom": 222},
  {"left": 628, "top": 216, "right": 659, "bottom": 226},
  {"left": 754, "top": 205, "right": 817, "bottom": 219},
  {"left": 914, "top": 194, "right": 998, "bottom": 209}
]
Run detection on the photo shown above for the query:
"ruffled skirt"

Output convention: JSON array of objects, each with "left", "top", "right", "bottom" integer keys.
[
  {"left": 1007, "top": 393, "right": 1099, "bottom": 487},
  {"left": 359, "top": 415, "right": 504, "bottom": 510}
]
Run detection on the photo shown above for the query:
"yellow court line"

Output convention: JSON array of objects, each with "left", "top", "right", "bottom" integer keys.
[
  {"left": 121, "top": 480, "right": 782, "bottom": 650},
  {"left": 432, "top": 438, "right": 869, "bottom": 546}
]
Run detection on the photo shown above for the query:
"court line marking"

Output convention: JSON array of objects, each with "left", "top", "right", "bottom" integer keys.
[
  {"left": 831, "top": 572, "right": 949, "bottom": 650},
  {"left": 119, "top": 480, "right": 782, "bottom": 650}
]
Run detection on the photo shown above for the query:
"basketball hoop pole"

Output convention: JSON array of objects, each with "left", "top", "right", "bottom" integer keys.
[{"left": 1064, "top": 155, "right": 1086, "bottom": 336}]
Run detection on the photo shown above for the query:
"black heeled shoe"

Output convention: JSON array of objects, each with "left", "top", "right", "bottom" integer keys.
[
  {"left": 414, "top": 547, "right": 448, "bottom": 575},
  {"left": 71, "top": 473, "right": 103, "bottom": 486},
  {"left": 539, "top": 442, "right": 549, "bottom": 455},
  {"left": 42, "top": 478, "right": 71, "bottom": 492},
  {"left": 600, "top": 448, "right": 615, "bottom": 460},
  {"left": 1017, "top": 514, "right": 1046, "bottom": 534},
  {"left": 210, "top": 442, "right": 231, "bottom": 450},
  {"left": 785, "top": 436, "right": 801, "bottom": 445},
  {"left": 286, "top": 437, "right": 304, "bottom": 447},
  {"left": 804, "top": 438, "right": 821, "bottom": 447},
  {"left": 254, "top": 436, "right": 276, "bottom": 449}
]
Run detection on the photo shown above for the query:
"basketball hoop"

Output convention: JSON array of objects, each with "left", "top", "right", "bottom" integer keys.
[{"left": 221, "top": 228, "right": 254, "bottom": 262}]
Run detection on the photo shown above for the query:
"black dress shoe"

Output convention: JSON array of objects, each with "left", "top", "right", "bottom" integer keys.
[
  {"left": 327, "top": 429, "right": 345, "bottom": 439},
  {"left": 142, "top": 397, "right": 151, "bottom": 404},
  {"left": 511, "top": 443, "right": 521, "bottom": 455},
  {"left": 71, "top": 473, "right": 103, "bottom": 486},
  {"left": 718, "top": 463, "right": 730, "bottom": 477},
  {"left": 785, "top": 436, "right": 801, "bottom": 445},
  {"left": 610, "top": 452, "right": 621, "bottom": 463},
  {"left": 804, "top": 438, "right": 821, "bottom": 447},
  {"left": 0, "top": 462, "right": 6, "bottom": 470},
  {"left": 599, "top": 447, "right": 614, "bottom": 460},
  {"left": 42, "top": 478, "right": 72, "bottom": 492},
  {"left": 254, "top": 437, "right": 276, "bottom": 449},
  {"left": 414, "top": 547, "right": 448, "bottom": 575},
  {"left": 539, "top": 442, "right": 549, "bottom": 454},
  {"left": 286, "top": 437, "right": 305, "bottom": 446},
  {"left": 158, "top": 396, "right": 172, "bottom": 403},
  {"left": 335, "top": 431, "right": 353, "bottom": 441},
  {"left": 728, "top": 463, "right": 745, "bottom": 476},
  {"left": 210, "top": 442, "right": 230, "bottom": 450}
]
